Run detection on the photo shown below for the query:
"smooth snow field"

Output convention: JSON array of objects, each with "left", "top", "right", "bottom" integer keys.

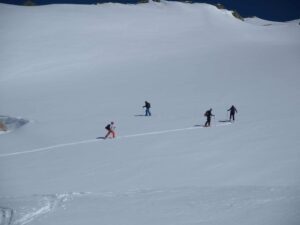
[{"left": 1, "top": 1, "right": 300, "bottom": 225}]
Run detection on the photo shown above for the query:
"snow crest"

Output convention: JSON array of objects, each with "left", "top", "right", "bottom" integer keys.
[{"left": 0, "top": 116, "right": 29, "bottom": 134}]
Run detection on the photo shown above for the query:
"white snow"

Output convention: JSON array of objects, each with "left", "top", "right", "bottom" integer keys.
[{"left": 1, "top": 1, "right": 300, "bottom": 225}]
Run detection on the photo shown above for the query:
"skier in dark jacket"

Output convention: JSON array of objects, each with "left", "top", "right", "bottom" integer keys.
[
  {"left": 227, "top": 105, "right": 238, "bottom": 121},
  {"left": 204, "top": 108, "right": 215, "bottom": 127},
  {"left": 143, "top": 101, "right": 151, "bottom": 116}
]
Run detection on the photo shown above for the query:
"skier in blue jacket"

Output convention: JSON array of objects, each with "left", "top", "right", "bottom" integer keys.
[{"left": 143, "top": 101, "right": 151, "bottom": 116}]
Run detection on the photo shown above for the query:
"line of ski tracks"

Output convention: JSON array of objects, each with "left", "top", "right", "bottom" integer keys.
[{"left": 0, "top": 123, "right": 231, "bottom": 158}]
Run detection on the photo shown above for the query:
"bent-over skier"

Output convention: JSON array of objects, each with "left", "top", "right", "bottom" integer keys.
[{"left": 104, "top": 121, "right": 116, "bottom": 139}]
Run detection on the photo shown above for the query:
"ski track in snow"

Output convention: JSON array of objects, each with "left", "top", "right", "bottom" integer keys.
[
  {"left": 0, "top": 207, "right": 14, "bottom": 225},
  {"left": 1, "top": 187, "right": 299, "bottom": 225},
  {"left": 0, "top": 123, "right": 231, "bottom": 158},
  {"left": 0, "top": 192, "right": 86, "bottom": 225}
]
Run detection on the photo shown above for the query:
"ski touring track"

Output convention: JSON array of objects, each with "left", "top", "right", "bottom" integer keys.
[{"left": 0, "top": 123, "right": 231, "bottom": 158}]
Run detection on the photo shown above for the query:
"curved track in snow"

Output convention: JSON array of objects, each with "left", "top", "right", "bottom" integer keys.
[
  {"left": 0, "top": 123, "right": 231, "bottom": 158},
  {"left": 0, "top": 207, "right": 13, "bottom": 225}
]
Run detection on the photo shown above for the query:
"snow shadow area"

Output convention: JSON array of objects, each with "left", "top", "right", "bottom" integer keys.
[{"left": 0, "top": 116, "right": 29, "bottom": 133}]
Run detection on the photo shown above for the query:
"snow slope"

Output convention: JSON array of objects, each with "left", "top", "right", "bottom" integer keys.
[{"left": 1, "top": 1, "right": 300, "bottom": 225}]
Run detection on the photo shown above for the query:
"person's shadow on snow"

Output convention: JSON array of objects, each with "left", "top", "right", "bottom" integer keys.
[{"left": 219, "top": 120, "right": 231, "bottom": 123}]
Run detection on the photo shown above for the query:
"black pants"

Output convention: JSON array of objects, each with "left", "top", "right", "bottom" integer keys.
[
  {"left": 205, "top": 117, "right": 211, "bottom": 127},
  {"left": 230, "top": 113, "right": 235, "bottom": 121}
]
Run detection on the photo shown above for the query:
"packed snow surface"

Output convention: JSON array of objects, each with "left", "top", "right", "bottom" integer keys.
[{"left": 1, "top": 1, "right": 300, "bottom": 225}]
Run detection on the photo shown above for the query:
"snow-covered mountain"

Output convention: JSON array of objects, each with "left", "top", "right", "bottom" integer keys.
[{"left": 1, "top": 1, "right": 300, "bottom": 225}]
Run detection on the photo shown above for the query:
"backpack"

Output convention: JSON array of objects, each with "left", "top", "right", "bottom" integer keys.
[{"left": 105, "top": 124, "right": 110, "bottom": 130}]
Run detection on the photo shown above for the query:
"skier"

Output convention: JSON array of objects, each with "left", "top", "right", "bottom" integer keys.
[
  {"left": 227, "top": 105, "right": 238, "bottom": 121},
  {"left": 104, "top": 121, "right": 116, "bottom": 139},
  {"left": 204, "top": 108, "right": 215, "bottom": 127},
  {"left": 143, "top": 101, "right": 151, "bottom": 116}
]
